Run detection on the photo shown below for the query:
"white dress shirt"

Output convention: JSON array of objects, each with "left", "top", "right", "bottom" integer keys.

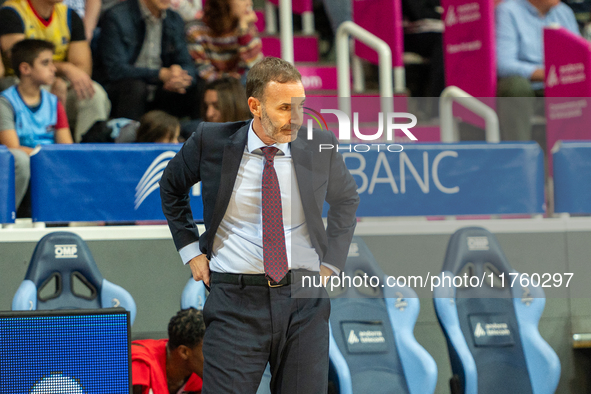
[{"left": 179, "top": 121, "right": 338, "bottom": 274}]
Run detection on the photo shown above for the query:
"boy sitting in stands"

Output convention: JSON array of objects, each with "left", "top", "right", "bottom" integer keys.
[
  {"left": 132, "top": 308, "right": 204, "bottom": 394},
  {"left": 0, "top": 39, "right": 72, "bottom": 211},
  {"left": 0, "top": 39, "right": 72, "bottom": 154}
]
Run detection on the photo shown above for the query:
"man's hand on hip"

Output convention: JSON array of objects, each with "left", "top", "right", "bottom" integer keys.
[
  {"left": 189, "top": 254, "right": 211, "bottom": 286},
  {"left": 319, "top": 265, "right": 335, "bottom": 286}
]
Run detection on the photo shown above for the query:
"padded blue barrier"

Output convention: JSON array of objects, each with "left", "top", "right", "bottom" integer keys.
[
  {"left": 337, "top": 142, "right": 545, "bottom": 216},
  {"left": 329, "top": 236, "right": 437, "bottom": 394},
  {"left": 29, "top": 144, "right": 203, "bottom": 222},
  {"left": 553, "top": 141, "right": 591, "bottom": 213},
  {"left": 433, "top": 227, "right": 560, "bottom": 394},
  {"left": 30, "top": 142, "right": 543, "bottom": 222},
  {"left": 0, "top": 146, "right": 16, "bottom": 223},
  {"left": 12, "top": 232, "right": 137, "bottom": 325}
]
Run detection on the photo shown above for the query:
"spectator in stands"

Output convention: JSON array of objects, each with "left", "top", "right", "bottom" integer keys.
[
  {"left": 180, "top": 77, "right": 251, "bottom": 140},
  {"left": 185, "top": 0, "right": 263, "bottom": 82},
  {"left": 496, "top": 0, "right": 579, "bottom": 140},
  {"left": 132, "top": 308, "right": 204, "bottom": 394},
  {"left": 202, "top": 77, "right": 251, "bottom": 122},
  {"left": 402, "top": 0, "right": 445, "bottom": 97},
  {"left": 116, "top": 110, "right": 180, "bottom": 143},
  {"left": 0, "top": 40, "right": 73, "bottom": 209},
  {"left": 0, "top": 0, "right": 111, "bottom": 142},
  {"left": 64, "top": 0, "right": 101, "bottom": 42},
  {"left": 97, "top": 0, "right": 201, "bottom": 121}
]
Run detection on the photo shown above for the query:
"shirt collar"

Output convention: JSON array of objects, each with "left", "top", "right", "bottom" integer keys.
[
  {"left": 138, "top": 0, "right": 165, "bottom": 21},
  {"left": 520, "top": 0, "right": 556, "bottom": 18},
  {"left": 247, "top": 120, "right": 290, "bottom": 156}
]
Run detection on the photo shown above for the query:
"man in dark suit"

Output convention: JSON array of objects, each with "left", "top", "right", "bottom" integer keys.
[
  {"left": 97, "top": 0, "right": 200, "bottom": 120},
  {"left": 160, "top": 57, "right": 359, "bottom": 393}
]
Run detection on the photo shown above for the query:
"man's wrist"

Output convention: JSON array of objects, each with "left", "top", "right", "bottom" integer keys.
[{"left": 179, "top": 242, "right": 202, "bottom": 265}]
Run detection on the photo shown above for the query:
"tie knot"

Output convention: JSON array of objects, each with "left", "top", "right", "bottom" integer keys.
[{"left": 261, "top": 146, "right": 279, "bottom": 162}]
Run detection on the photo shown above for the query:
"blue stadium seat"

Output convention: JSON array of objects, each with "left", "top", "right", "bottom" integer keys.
[
  {"left": 181, "top": 278, "right": 208, "bottom": 311},
  {"left": 433, "top": 227, "right": 560, "bottom": 394},
  {"left": 180, "top": 278, "right": 272, "bottom": 394},
  {"left": 12, "top": 232, "right": 137, "bottom": 325},
  {"left": 328, "top": 236, "right": 437, "bottom": 394}
]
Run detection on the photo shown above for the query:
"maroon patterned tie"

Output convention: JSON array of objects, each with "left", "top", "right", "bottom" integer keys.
[{"left": 261, "top": 147, "right": 289, "bottom": 283}]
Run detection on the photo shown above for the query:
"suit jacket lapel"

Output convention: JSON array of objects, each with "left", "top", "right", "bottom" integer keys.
[{"left": 207, "top": 124, "right": 249, "bottom": 252}]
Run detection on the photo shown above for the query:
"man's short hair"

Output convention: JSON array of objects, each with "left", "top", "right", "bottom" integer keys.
[
  {"left": 10, "top": 39, "right": 55, "bottom": 78},
  {"left": 168, "top": 308, "right": 206, "bottom": 350},
  {"left": 246, "top": 57, "right": 302, "bottom": 101}
]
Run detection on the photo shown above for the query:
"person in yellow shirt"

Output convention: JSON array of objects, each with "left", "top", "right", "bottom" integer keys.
[{"left": 0, "top": 0, "right": 111, "bottom": 142}]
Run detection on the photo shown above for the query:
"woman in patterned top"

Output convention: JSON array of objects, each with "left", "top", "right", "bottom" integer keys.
[{"left": 185, "top": 0, "right": 263, "bottom": 82}]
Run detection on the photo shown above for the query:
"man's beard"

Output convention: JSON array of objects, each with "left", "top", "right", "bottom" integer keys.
[{"left": 261, "top": 107, "right": 301, "bottom": 143}]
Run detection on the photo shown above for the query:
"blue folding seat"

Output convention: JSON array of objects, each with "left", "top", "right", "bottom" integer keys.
[
  {"left": 12, "top": 231, "right": 136, "bottom": 325},
  {"left": 434, "top": 227, "right": 560, "bottom": 394},
  {"left": 329, "top": 236, "right": 437, "bottom": 394}
]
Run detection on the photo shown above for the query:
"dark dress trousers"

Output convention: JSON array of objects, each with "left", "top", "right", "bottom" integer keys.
[{"left": 160, "top": 121, "right": 360, "bottom": 393}]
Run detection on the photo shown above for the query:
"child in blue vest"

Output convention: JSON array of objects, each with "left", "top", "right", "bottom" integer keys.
[
  {"left": 0, "top": 39, "right": 73, "bottom": 154},
  {"left": 0, "top": 39, "right": 72, "bottom": 210}
]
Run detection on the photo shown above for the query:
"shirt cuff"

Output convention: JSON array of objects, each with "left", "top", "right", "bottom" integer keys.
[
  {"left": 179, "top": 242, "right": 202, "bottom": 265},
  {"left": 321, "top": 262, "right": 340, "bottom": 275}
]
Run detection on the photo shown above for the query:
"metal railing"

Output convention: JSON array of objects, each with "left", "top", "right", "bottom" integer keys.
[
  {"left": 265, "top": 0, "right": 314, "bottom": 62},
  {"left": 439, "top": 86, "right": 500, "bottom": 143},
  {"left": 336, "top": 21, "right": 393, "bottom": 116}
]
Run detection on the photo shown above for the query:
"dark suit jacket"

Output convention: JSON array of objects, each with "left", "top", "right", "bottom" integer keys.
[
  {"left": 160, "top": 121, "right": 360, "bottom": 272},
  {"left": 96, "top": 0, "right": 196, "bottom": 85}
]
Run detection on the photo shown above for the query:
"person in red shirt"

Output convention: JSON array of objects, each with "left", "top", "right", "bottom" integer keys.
[{"left": 132, "top": 308, "right": 205, "bottom": 394}]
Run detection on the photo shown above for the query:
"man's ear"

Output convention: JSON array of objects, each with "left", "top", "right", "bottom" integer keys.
[
  {"left": 177, "top": 345, "right": 190, "bottom": 360},
  {"left": 248, "top": 97, "right": 261, "bottom": 117},
  {"left": 18, "top": 62, "right": 31, "bottom": 76}
]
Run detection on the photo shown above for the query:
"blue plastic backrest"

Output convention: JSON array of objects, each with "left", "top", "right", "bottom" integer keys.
[
  {"left": 329, "top": 236, "right": 436, "bottom": 394},
  {"left": 24, "top": 232, "right": 103, "bottom": 310},
  {"left": 101, "top": 279, "right": 137, "bottom": 325},
  {"left": 384, "top": 284, "right": 437, "bottom": 394},
  {"left": 434, "top": 227, "right": 559, "bottom": 394},
  {"left": 181, "top": 278, "right": 208, "bottom": 310}
]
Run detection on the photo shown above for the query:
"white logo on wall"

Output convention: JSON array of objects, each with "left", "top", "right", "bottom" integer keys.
[
  {"left": 301, "top": 75, "right": 322, "bottom": 89},
  {"left": 135, "top": 151, "right": 177, "bottom": 210},
  {"left": 55, "top": 244, "right": 77, "bottom": 259},
  {"left": 348, "top": 330, "right": 360, "bottom": 344},
  {"left": 467, "top": 237, "right": 489, "bottom": 251},
  {"left": 547, "top": 65, "right": 559, "bottom": 88},
  {"left": 474, "top": 323, "right": 486, "bottom": 337},
  {"left": 547, "top": 63, "right": 586, "bottom": 88},
  {"left": 446, "top": 2, "right": 480, "bottom": 27},
  {"left": 134, "top": 153, "right": 202, "bottom": 210},
  {"left": 445, "top": 6, "right": 457, "bottom": 26}
]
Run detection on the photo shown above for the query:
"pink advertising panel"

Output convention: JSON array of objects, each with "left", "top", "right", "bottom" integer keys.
[
  {"left": 255, "top": 10, "right": 265, "bottom": 33},
  {"left": 442, "top": 0, "right": 496, "bottom": 97},
  {"left": 261, "top": 36, "right": 319, "bottom": 62},
  {"left": 544, "top": 27, "right": 591, "bottom": 173},
  {"left": 267, "top": 0, "right": 312, "bottom": 14},
  {"left": 442, "top": 0, "right": 496, "bottom": 130},
  {"left": 353, "top": 0, "right": 403, "bottom": 68}
]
